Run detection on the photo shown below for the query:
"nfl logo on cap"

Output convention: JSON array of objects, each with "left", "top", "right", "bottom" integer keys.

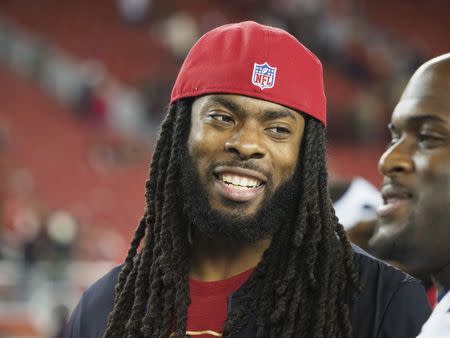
[{"left": 252, "top": 62, "right": 277, "bottom": 90}]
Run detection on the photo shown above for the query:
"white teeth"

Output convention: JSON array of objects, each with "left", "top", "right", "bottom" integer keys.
[
  {"left": 247, "top": 178, "right": 258, "bottom": 187},
  {"left": 219, "top": 174, "right": 261, "bottom": 188},
  {"left": 223, "top": 174, "right": 232, "bottom": 183}
]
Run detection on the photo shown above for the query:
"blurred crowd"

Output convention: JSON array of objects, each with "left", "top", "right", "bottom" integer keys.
[{"left": 0, "top": 0, "right": 427, "bottom": 145}]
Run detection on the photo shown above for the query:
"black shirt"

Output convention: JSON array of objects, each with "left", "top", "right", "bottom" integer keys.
[{"left": 67, "top": 245, "right": 431, "bottom": 338}]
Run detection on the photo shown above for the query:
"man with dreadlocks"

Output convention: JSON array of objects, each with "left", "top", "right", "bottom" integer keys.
[{"left": 67, "top": 21, "right": 431, "bottom": 338}]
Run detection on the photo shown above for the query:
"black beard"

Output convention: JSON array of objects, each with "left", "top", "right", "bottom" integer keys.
[{"left": 177, "top": 147, "right": 301, "bottom": 244}]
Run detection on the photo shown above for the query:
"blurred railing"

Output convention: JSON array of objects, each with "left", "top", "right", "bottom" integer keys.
[{"left": 0, "top": 259, "right": 114, "bottom": 338}]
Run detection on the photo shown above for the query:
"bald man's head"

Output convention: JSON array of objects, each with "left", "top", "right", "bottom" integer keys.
[{"left": 401, "top": 53, "right": 450, "bottom": 105}]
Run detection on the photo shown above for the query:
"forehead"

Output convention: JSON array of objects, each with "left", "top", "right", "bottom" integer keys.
[
  {"left": 391, "top": 96, "right": 450, "bottom": 127},
  {"left": 392, "top": 64, "right": 450, "bottom": 127}
]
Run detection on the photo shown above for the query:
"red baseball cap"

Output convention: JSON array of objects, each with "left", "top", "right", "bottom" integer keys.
[{"left": 170, "top": 21, "right": 326, "bottom": 125}]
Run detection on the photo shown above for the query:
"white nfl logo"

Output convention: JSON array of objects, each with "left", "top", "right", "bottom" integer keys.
[{"left": 251, "top": 62, "right": 277, "bottom": 90}]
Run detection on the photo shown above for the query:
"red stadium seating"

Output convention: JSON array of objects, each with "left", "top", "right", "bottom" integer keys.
[
  {"left": 1, "top": 64, "right": 148, "bottom": 239},
  {"left": 361, "top": 0, "right": 450, "bottom": 57},
  {"left": 0, "top": 0, "right": 170, "bottom": 85}
]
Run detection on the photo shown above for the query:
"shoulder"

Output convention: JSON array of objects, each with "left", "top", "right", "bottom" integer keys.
[
  {"left": 66, "top": 264, "right": 123, "bottom": 338},
  {"left": 352, "top": 244, "right": 417, "bottom": 288},
  {"left": 351, "top": 244, "right": 431, "bottom": 338}
]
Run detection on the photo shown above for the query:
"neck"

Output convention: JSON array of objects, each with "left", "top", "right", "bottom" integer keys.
[{"left": 189, "top": 233, "right": 271, "bottom": 281}]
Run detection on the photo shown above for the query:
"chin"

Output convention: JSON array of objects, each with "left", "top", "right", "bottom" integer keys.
[
  {"left": 377, "top": 215, "right": 410, "bottom": 236},
  {"left": 211, "top": 194, "right": 263, "bottom": 213},
  {"left": 369, "top": 223, "right": 412, "bottom": 261},
  {"left": 213, "top": 202, "right": 260, "bottom": 219}
]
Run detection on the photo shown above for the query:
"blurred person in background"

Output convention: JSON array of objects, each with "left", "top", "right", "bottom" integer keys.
[
  {"left": 117, "top": 0, "right": 151, "bottom": 25},
  {"left": 369, "top": 53, "right": 450, "bottom": 337},
  {"left": 67, "top": 21, "right": 430, "bottom": 338},
  {"left": 331, "top": 177, "right": 382, "bottom": 251}
]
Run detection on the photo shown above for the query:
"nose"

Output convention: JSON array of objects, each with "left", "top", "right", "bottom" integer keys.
[
  {"left": 224, "top": 122, "right": 266, "bottom": 160},
  {"left": 378, "top": 138, "right": 414, "bottom": 176}
]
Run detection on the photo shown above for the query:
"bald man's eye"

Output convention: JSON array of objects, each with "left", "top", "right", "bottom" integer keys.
[{"left": 417, "top": 133, "right": 445, "bottom": 149}]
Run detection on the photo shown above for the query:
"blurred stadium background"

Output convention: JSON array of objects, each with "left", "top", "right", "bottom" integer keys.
[{"left": 0, "top": 0, "right": 449, "bottom": 336}]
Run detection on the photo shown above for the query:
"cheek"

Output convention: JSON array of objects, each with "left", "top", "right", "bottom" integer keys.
[
  {"left": 271, "top": 144, "right": 301, "bottom": 184},
  {"left": 188, "top": 129, "right": 228, "bottom": 182},
  {"left": 188, "top": 126, "right": 214, "bottom": 159},
  {"left": 414, "top": 155, "right": 435, "bottom": 176},
  {"left": 415, "top": 151, "right": 450, "bottom": 179}
]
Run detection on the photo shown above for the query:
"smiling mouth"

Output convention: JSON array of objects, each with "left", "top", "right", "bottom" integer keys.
[
  {"left": 377, "top": 188, "right": 413, "bottom": 218},
  {"left": 217, "top": 173, "right": 263, "bottom": 189},
  {"left": 212, "top": 168, "right": 267, "bottom": 203}
]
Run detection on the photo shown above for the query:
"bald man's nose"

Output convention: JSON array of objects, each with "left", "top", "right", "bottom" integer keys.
[{"left": 379, "top": 141, "right": 414, "bottom": 176}]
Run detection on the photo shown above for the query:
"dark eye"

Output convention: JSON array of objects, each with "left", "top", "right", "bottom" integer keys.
[
  {"left": 266, "top": 126, "right": 291, "bottom": 139},
  {"left": 417, "top": 133, "right": 444, "bottom": 148},
  {"left": 209, "top": 113, "right": 234, "bottom": 125},
  {"left": 271, "top": 126, "right": 290, "bottom": 133}
]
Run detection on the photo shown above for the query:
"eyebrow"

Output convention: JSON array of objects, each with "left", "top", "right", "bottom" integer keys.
[
  {"left": 208, "top": 96, "right": 297, "bottom": 121},
  {"left": 409, "top": 114, "right": 447, "bottom": 125},
  {"left": 259, "top": 109, "right": 297, "bottom": 121},
  {"left": 390, "top": 114, "right": 448, "bottom": 131},
  {"left": 208, "top": 96, "right": 243, "bottom": 115}
]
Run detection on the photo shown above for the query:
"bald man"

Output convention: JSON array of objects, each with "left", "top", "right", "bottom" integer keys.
[{"left": 369, "top": 53, "right": 450, "bottom": 337}]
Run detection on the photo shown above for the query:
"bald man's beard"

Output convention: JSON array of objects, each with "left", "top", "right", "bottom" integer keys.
[
  {"left": 370, "top": 178, "right": 450, "bottom": 276},
  {"left": 178, "top": 148, "right": 301, "bottom": 244},
  {"left": 369, "top": 216, "right": 416, "bottom": 263}
]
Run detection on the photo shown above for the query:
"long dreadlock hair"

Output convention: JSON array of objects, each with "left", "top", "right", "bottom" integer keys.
[{"left": 103, "top": 98, "right": 360, "bottom": 338}]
